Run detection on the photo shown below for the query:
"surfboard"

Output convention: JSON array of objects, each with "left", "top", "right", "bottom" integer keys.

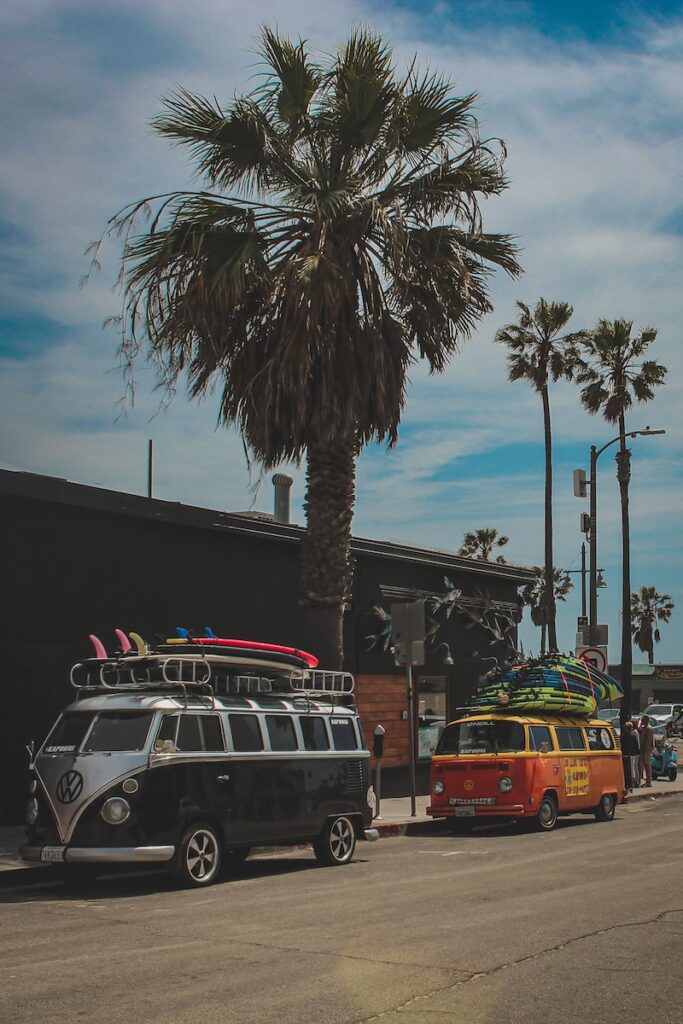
[{"left": 165, "top": 635, "right": 319, "bottom": 668}]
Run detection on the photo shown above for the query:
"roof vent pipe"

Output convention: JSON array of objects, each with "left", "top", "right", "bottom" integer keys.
[{"left": 272, "top": 473, "right": 294, "bottom": 524}]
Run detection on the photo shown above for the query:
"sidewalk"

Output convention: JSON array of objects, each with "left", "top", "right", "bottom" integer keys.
[{"left": 1, "top": 785, "right": 680, "bottom": 883}]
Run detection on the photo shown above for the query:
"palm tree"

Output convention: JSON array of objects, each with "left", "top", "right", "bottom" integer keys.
[
  {"left": 95, "top": 28, "right": 521, "bottom": 668},
  {"left": 578, "top": 319, "right": 666, "bottom": 717},
  {"left": 631, "top": 586, "right": 674, "bottom": 665},
  {"left": 521, "top": 566, "right": 573, "bottom": 655},
  {"left": 459, "top": 527, "right": 509, "bottom": 563},
  {"left": 495, "top": 299, "right": 584, "bottom": 652}
]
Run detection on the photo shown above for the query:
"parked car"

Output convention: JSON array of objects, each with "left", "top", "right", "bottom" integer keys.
[
  {"left": 640, "top": 704, "right": 683, "bottom": 735},
  {"left": 597, "top": 708, "right": 620, "bottom": 723}
]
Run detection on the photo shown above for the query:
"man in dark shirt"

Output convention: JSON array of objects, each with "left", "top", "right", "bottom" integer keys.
[{"left": 638, "top": 715, "right": 655, "bottom": 788}]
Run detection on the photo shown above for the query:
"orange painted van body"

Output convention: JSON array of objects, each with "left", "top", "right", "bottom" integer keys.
[{"left": 427, "top": 713, "right": 624, "bottom": 830}]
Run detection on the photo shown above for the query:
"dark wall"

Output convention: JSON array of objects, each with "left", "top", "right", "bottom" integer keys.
[{"left": 2, "top": 484, "right": 526, "bottom": 823}]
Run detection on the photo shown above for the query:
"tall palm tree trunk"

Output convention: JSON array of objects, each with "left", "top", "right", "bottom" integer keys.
[
  {"left": 616, "top": 413, "right": 633, "bottom": 721},
  {"left": 301, "top": 438, "right": 358, "bottom": 669},
  {"left": 541, "top": 385, "right": 558, "bottom": 651}
]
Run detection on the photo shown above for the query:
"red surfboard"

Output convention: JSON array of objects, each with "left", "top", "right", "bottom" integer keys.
[{"left": 167, "top": 636, "right": 319, "bottom": 668}]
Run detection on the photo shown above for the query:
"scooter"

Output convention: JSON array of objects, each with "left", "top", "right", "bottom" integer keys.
[{"left": 651, "top": 740, "right": 678, "bottom": 782}]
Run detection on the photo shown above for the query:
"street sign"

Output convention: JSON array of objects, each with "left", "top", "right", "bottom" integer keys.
[
  {"left": 391, "top": 599, "right": 426, "bottom": 666},
  {"left": 576, "top": 645, "right": 609, "bottom": 673}
]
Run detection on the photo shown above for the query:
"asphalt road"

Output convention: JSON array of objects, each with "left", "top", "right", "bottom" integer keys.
[{"left": 2, "top": 797, "right": 683, "bottom": 1024}]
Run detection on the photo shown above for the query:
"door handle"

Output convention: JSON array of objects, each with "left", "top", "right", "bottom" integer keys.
[{"left": 216, "top": 774, "right": 230, "bottom": 783}]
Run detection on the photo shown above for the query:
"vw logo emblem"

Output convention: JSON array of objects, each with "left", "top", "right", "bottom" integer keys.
[
  {"left": 56, "top": 770, "right": 84, "bottom": 804},
  {"left": 464, "top": 779, "right": 474, "bottom": 791}
]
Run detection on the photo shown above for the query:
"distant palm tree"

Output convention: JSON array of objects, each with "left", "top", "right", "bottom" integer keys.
[
  {"left": 521, "top": 566, "right": 573, "bottom": 655},
  {"left": 459, "top": 528, "right": 509, "bottom": 563},
  {"left": 96, "top": 27, "right": 521, "bottom": 668},
  {"left": 495, "top": 299, "right": 584, "bottom": 651},
  {"left": 578, "top": 319, "right": 666, "bottom": 717},
  {"left": 631, "top": 585, "right": 674, "bottom": 665}
]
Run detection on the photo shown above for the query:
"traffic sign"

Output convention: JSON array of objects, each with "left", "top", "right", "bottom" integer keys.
[{"left": 576, "top": 645, "right": 609, "bottom": 672}]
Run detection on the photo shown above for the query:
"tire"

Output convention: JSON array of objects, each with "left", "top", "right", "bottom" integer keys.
[
  {"left": 594, "top": 793, "right": 616, "bottom": 822},
  {"left": 535, "top": 794, "right": 558, "bottom": 832},
  {"left": 668, "top": 765, "right": 677, "bottom": 782},
  {"left": 173, "top": 824, "right": 222, "bottom": 887},
  {"left": 313, "top": 816, "right": 357, "bottom": 866}
]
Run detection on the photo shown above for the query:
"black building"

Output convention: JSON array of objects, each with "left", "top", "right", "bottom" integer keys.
[{"left": 1, "top": 468, "right": 535, "bottom": 823}]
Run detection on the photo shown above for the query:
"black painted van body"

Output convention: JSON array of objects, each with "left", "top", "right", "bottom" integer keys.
[{"left": 22, "top": 686, "right": 377, "bottom": 885}]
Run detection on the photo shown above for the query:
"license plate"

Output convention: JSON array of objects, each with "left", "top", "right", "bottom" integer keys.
[
  {"left": 455, "top": 807, "right": 475, "bottom": 817},
  {"left": 40, "top": 846, "right": 65, "bottom": 863}
]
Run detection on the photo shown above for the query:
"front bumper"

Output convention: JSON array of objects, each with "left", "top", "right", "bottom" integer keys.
[
  {"left": 20, "top": 844, "right": 175, "bottom": 865},
  {"left": 427, "top": 804, "right": 526, "bottom": 818}
]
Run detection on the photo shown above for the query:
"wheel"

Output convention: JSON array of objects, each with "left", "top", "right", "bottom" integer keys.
[
  {"left": 594, "top": 793, "right": 616, "bottom": 822},
  {"left": 173, "top": 824, "right": 222, "bottom": 887},
  {"left": 222, "top": 847, "right": 251, "bottom": 873},
  {"left": 535, "top": 794, "right": 558, "bottom": 832},
  {"left": 668, "top": 765, "right": 677, "bottom": 782},
  {"left": 313, "top": 816, "right": 356, "bottom": 866}
]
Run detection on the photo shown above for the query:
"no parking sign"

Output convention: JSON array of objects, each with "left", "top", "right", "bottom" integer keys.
[{"left": 576, "top": 646, "right": 609, "bottom": 672}]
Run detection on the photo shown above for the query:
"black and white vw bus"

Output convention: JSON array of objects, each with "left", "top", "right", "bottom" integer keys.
[{"left": 21, "top": 647, "right": 379, "bottom": 886}]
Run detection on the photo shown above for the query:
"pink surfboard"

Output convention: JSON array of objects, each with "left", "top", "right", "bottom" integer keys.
[{"left": 168, "top": 636, "right": 319, "bottom": 668}]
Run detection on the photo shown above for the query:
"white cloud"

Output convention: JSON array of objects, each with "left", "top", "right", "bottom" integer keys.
[{"left": 1, "top": 0, "right": 681, "bottom": 661}]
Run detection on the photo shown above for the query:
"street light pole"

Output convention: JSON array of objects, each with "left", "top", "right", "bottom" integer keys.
[{"left": 587, "top": 428, "right": 665, "bottom": 645}]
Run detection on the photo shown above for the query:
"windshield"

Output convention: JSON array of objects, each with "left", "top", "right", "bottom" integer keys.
[
  {"left": 643, "top": 705, "right": 672, "bottom": 717},
  {"left": 82, "top": 712, "right": 155, "bottom": 752},
  {"left": 436, "top": 720, "right": 525, "bottom": 755},
  {"left": 597, "top": 709, "right": 619, "bottom": 720},
  {"left": 43, "top": 712, "right": 95, "bottom": 754}
]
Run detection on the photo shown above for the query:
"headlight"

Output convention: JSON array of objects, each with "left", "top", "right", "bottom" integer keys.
[
  {"left": 498, "top": 777, "right": 513, "bottom": 793},
  {"left": 25, "top": 798, "right": 39, "bottom": 825},
  {"left": 433, "top": 779, "right": 445, "bottom": 795},
  {"left": 100, "top": 797, "right": 130, "bottom": 825}
]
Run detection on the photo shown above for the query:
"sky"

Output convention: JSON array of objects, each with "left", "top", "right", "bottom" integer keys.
[{"left": 1, "top": 0, "right": 682, "bottom": 665}]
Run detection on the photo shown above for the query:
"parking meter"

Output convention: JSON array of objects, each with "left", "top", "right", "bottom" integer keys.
[{"left": 373, "top": 725, "right": 385, "bottom": 818}]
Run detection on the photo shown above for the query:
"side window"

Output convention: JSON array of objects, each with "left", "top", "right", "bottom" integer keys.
[
  {"left": 229, "top": 714, "right": 263, "bottom": 752},
  {"left": 555, "top": 727, "right": 586, "bottom": 751},
  {"left": 300, "top": 716, "right": 330, "bottom": 751},
  {"left": 176, "top": 715, "right": 203, "bottom": 752},
  {"left": 155, "top": 714, "right": 178, "bottom": 752},
  {"left": 330, "top": 717, "right": 359, "bottom": 751},
  {"left": 266, "top": 715, "right": 298, "bottom": 752},
  {"left": 586, "top": 727, "right": 614, "bottom": 751},
  {"left": 529, "top": 726, "right": 553, "bottom": 752},
  {"left": 200, "top": 715, "right": 225, "bottom": 752}
]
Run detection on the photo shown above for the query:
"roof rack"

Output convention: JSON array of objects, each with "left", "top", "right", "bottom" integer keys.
[{"left": 69, "top": 655, "right": 356, "bottom": 703}]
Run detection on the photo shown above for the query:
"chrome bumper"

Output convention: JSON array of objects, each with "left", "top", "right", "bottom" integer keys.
[
  {"left": 21, "top": 845, "right": 175, "bottom": 864},
  {"left": 363, "top": 828, "right": 380, "bottom": 842}
]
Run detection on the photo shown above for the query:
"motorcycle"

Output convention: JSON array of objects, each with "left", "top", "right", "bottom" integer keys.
[{"left": 651, "top": 739, "right": 678, "bottom": 782}]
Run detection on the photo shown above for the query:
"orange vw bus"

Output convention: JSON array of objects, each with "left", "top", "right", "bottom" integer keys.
[{"left": 427, "top": 712, "right": 624, "bottom": 830}]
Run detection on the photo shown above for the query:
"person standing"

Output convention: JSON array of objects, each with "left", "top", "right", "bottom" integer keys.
[
  {"left": 638, "top": 715, "right": 655, "bottom": 787},
  {"left": 620, "top": 720, "right": 639, "bottom": 793}
]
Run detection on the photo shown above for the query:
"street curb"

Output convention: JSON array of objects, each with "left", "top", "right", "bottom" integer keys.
[{"left": 623, "top": 786, "right": 683, "bottom": 804}]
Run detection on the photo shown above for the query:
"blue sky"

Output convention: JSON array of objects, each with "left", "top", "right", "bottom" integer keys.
[{"left": 1, "top": 0, "right": 682, "bottom": 663}]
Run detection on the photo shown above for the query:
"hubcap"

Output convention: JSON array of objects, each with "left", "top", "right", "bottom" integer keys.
[
  {"left": 540, "top": 801, "right": 554, "bottom": 825},
  {"left": 186, "top": 830, "right": 218, "bottom": 881},
  {"left": 330, "top": 819, "right": 353, "bottom": 861}
]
